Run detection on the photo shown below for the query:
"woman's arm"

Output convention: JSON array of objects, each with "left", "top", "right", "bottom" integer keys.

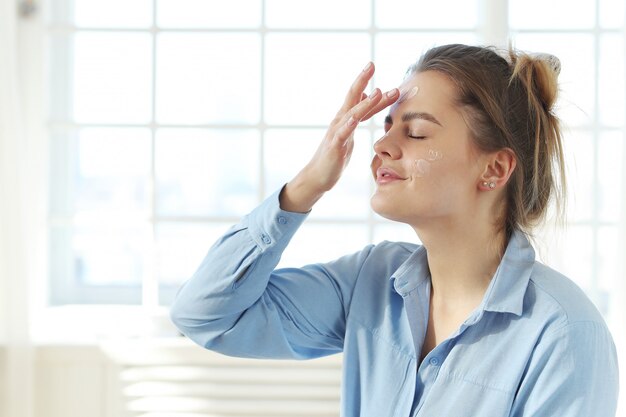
[
  {"left": 170, "top": 63, "right": 399, "bottom": 359},
  {"left": 170, "top": 187, "right": 375, "bottom": 359}
]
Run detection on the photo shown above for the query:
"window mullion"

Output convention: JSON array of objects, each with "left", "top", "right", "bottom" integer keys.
[
  {"left": 143, "top": 0, "right": 159, "bottom": 309},
  {"left": 478, "top": 0, "right": 509, "bottom": 46}
]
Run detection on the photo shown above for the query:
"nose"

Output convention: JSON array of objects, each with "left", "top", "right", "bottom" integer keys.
[{"left": 373, "top": 132, "right": 401, "bottom": 160}]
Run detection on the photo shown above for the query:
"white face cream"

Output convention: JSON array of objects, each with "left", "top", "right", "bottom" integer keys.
[
  {"left": 410, "top": 149, "right": 443, "bottom": 178},
  {"left": 413, "top": 158, "right": 432, "bottom": 177},
  {"left": 427, "top": 149, "right": 443, "bottom": 161},
  {"left": 397, "top": 86, "right": 419, "bottom": 104}
]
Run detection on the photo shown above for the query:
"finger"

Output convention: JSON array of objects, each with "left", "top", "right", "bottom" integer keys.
[
  {"left": 331, "top": 91, "right": 369, "bottom": 126},
  {"left": 339, "top": 62, "right": 375, "bottom": 113},
  {"left": 333, "top": 89, "right": 383, "bottom": 146},
  {"left": 333, "top": 112, "right": 359, "bottom": 148},
  {"left": 361, "top": 88, "right": 399, "bottom": 121},
  {"left": 346, "top": 88, "right": 383, "bottom": 123}
]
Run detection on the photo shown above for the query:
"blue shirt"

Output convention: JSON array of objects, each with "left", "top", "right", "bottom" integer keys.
[{"left": 170, "top": 189, "right": 619, "bottom": 417}]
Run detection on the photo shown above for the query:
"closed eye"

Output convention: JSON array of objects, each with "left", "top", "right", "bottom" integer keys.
[{"left": 408, "top": 135, "right": 426, "bottom": 140}]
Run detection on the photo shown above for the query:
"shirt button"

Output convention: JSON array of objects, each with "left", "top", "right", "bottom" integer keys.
[
  {"left": 277, "top": 216, "right": 287, "bottom": 224},
  {"left": 261, "top": 234, "right": 272, "bottom": 244},
  {"left": 429, "top": 357, "right": 440, "bottom": 366}
]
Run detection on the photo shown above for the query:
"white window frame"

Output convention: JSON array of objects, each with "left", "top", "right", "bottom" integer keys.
[{"left": 35, "top": 0, "right": 625, "bottom": 353}]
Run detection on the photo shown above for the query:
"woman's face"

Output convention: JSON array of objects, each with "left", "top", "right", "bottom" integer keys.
[{"left": 370, "top": 70, "right": 485, "bottom": 226}]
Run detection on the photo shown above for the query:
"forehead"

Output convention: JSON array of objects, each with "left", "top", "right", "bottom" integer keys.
[{"left": 389, "top": 70, "right": 458, "bottom": 116}]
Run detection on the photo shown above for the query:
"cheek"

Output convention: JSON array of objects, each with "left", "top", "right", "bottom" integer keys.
[{"left": 404, "top": 148, "right": 445, "bottom": 178}]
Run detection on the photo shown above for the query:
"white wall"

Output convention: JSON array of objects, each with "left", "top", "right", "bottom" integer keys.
[{"left": 34, "top": 346, "right": 108, "bottom": 417}]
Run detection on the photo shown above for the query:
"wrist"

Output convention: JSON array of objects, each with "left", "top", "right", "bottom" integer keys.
[{"left": 279, "top": 174, "right": 325, "bottom": 213}]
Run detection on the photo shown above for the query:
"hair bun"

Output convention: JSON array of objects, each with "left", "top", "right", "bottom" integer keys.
[{"left": 530, "top": 53, "right": 561, "bottom": 76}]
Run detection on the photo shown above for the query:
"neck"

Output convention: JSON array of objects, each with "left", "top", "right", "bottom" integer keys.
[{"left": 414, "top": 217, "right": 507, "bottom": 307}]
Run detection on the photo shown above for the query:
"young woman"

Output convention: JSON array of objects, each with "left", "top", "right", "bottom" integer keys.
[{"left": 170, "top": 44, "right": 619, "bottom": 416}]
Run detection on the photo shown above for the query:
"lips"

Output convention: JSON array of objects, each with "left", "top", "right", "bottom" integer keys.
[{"left": 376, "top": 167, "right": 406, "bottom": 184}]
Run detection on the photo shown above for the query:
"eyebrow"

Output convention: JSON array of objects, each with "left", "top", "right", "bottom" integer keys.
[{"left": 385, "top": 112, "right": 443, "bottom": 127}]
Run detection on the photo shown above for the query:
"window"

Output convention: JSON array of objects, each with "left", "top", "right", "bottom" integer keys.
[
  {"left": 48, "top": 0, "right": 478, "bottom": 306},
  {"left": 508, "top": 0, "right": 624, "bottom": 329},
  {"left": 47, "top": 0, "right": 624, "bottom": 344}
]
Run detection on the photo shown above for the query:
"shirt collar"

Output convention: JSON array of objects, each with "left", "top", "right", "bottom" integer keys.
[
  {"left": 389, "top": 230, "right": 535, "bottom": 317},
  {"left": 481, "top": 230, "right": 535, "bottom": 316}
]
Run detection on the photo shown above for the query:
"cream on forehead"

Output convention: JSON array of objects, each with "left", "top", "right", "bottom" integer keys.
[{"left": 397, "top": 85, "right": 419, "bottom": 104}]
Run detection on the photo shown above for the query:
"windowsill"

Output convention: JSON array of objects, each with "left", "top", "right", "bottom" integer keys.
[{"left": 31, "top": 305, "right": 182, "bottom": 345}]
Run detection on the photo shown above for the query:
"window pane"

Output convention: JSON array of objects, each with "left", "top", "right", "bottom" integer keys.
[
  {"left": 73, "top": 32, "right": 152, "bottom": 124},
  {"left": 278, "top": 223, "right": 369, "bottom": 268},
  {"left": 509, "top": 0, "right": 595, "bottom": 29},
  {"left": 49, "top": 223, "right": 150, "bottom": 300},
  {"left": 264, "top": 33, "right": 371, "bottom": 125},
  {"left": 49, "top": 128, "right": 152, "bottom": 218},
  {"left": 264, "top": 128, "right": 372, "bottom": 219},
  {"left": 599, "top": 34, "right": 625, "bottom": 127},
  {"left": 74, "top": 0, "right": 152, "bottom": 28},
  {"left": 49, "top": 226, "right": 144, "bottom": 304},
  {"left": 375, "top": 0, "right": 478, "bottom": 29},
  {"left": 78, "top": 128, "right": 151, "bottom": 215},
  {"left": 155, "top": 129, "right": 259, "bottom": 217},
  {"left": 513, "top": 34, "right": 595, "bottom": 128},
  {"left": 158, "top": 0, "right": 262, "bottom": 28},
  {"left": 597, "top": 226, "right": 620, "bottom": 315},
  {"left": 598, "top": 131, "right": 624, "bottom": 222},
  {"left": 266, "top": 0, "right": 370, "bottom": 28},
  {"left": 156, "top": 33, "right": 261, "bottom": 124},
  {"left": 157, "top": 222, "right": 234, "bottom": 305},
  {"left": 600, "top": 0, "right": 625, "bottom": 28},
  {"left": 538, "top": 226, "right": 594, "bottom": 292},
  {"left": 71, "top": 225, "right": 149, "bottom": 286},
  {"left": 563, "top": 130, "right": 594, "bottom": 222}
]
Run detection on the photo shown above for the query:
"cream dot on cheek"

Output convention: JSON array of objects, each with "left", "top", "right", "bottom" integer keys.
[
  {"left": 427, "top": 149, "right": 443, "bottom": 161},
  {"left": 413, "top": 159, "right": 431, "bottom": 177}
]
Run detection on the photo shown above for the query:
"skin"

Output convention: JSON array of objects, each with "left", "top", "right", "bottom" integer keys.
[{"left": 280, "top": 64, "right": 516, "bottom": 360}]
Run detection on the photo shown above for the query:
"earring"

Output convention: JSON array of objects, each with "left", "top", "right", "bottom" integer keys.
[{"left": 482, "top": 181, "right": 496, "bottom": 189}]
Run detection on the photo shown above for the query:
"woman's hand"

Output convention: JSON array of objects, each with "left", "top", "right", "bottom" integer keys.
[{"left": 280, "top": 62, "right": 399, "bottom": 213}]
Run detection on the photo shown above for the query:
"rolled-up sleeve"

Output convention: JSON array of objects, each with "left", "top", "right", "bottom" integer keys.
[
  {"left": 169, "top": 187, "right": 372, "bottom": 359},
  {"left": 511, "top": 320, "right": 619, "bottom": 417}
]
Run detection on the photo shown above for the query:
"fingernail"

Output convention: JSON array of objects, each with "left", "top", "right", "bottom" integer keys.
[
  {"left": 362, "top": 62, "right": 373, "bottom": 72},
  {"left": 347, "top": 116, "right": 357, "bottom": 127},
  {"left": 368, "top": 89, "right": 380, "bottom": 100},
  {"left": 386, "top": 88, "right": 398, "bottom": 98}
]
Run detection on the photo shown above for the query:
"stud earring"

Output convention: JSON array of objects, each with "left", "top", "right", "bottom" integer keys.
[{"left": 482, "top": 181, "right": 496, "bottom": 189}]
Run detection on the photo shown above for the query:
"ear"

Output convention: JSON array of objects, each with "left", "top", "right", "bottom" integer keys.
[{"left": 478, "top": 148, "right": 517, "bottom": 191}]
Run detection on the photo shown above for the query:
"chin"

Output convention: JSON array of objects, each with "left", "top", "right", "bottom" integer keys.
[{"left": 370, "top": 194, "right": 408, "bottom": 223}]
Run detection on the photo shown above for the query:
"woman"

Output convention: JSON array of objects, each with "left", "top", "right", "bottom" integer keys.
[{"left": 170, "top": 44, "right": 619, "bottom": 416}]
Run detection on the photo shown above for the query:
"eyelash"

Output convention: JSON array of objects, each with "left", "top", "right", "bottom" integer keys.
[
  {"left": 408, "top": 134, "right": 426, "bottom": 140},
  {"left": 384, "top": 123, "right": 426, "bottom": 140}
]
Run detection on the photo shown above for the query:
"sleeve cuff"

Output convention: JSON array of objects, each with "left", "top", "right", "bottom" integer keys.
[{"left": 247, "top": 184, "right": 309, "bottom": 253}]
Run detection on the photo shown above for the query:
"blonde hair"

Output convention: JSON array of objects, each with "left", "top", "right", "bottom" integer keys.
[{"left": 410, "top": 44, "right": 566, "bottom": 237}]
